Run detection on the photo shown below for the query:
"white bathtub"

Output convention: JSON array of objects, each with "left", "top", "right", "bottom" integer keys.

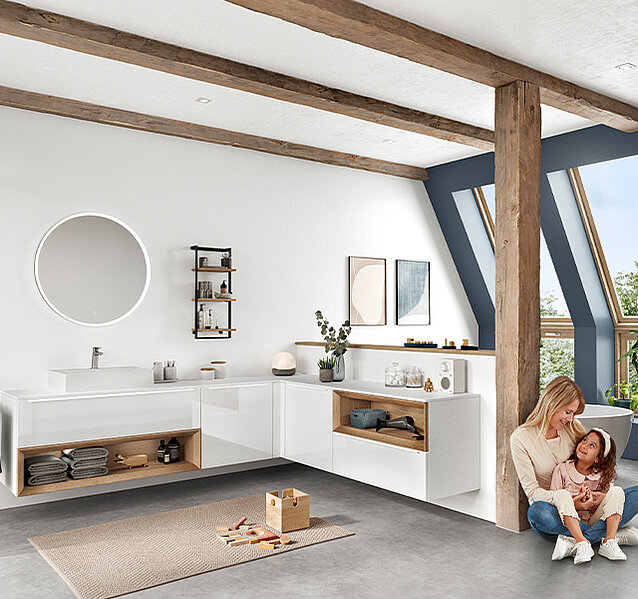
[{"left": 577, "top": 404, "right": 635, "bottom": 456}]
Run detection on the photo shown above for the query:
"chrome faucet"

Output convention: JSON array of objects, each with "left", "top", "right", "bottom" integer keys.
[{"left": 91, "top": 346, "right": 103, "bottom": 369}]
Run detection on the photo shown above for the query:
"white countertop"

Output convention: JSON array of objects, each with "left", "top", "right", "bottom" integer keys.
[{"left": 2, "top": 373, "right": 478, "bottom": 403}]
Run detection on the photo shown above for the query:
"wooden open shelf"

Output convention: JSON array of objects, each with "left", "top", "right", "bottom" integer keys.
[
  {"left": 192, "top": 267, "right": 236, "bottom": 273},
  {"left": 192, "top": 298, "right": 236, "bottom": 302},
  {"left": 333, "top": 391, "right": 428, "bottom": 452},
  {"left": 18, "top": 428, "right": 201, "bottom": 497}
]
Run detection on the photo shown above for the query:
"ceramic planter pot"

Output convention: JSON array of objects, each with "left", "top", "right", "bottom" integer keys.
[
  {"left": 319, "top": 368, "right": 333, "bottom": 383},
  {"left": 613, "top": 398, "right": 632, "bottom": 410}
]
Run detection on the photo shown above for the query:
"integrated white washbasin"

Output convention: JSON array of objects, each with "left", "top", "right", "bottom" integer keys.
[{"left": 49, "top": 366, "right": 151, "bottom": 392}]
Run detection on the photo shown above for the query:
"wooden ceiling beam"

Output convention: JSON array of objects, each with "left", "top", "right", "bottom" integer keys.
[
  {"left": 226, "top": 0, "right": 638, "bottom": 133},
  {"left": 0, "top": 0, "right": 492, "bottom": 150},
  {"left": 0, "top": 86, "right": 428, "bottom": 179}
]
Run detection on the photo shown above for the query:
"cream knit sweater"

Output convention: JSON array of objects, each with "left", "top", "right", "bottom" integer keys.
[{"left": 510, "top": 424, "right": 578, "bottom": 505}]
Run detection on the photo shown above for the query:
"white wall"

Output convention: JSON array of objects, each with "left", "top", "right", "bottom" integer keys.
[{"left": 0, "top": 106, "right": 477, "bottom": 506}]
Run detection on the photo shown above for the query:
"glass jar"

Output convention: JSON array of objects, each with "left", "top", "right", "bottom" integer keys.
[
  {"left": 405, "top": 366, "right": 423, "bottom": 388},
  {"left": 385, "top": 362, "right": 406, "bottom": 387}
]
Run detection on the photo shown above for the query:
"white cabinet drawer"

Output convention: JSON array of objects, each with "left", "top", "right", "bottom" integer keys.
[
  {"left": 201, "top": 383, "right": 273, "bottom": 468},
  {"left": 332, "top": 433, "right": 426, "bottom": 500},
  {"left": 17, "top": 388, "right": 200, "bottom": 447}
]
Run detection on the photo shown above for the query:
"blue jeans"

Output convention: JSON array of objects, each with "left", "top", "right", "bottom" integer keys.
[{"left": 528, "top": 485, "right": 638, "bottom": 543}]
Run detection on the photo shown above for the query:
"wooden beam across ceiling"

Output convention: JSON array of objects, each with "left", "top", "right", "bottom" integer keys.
[
  {"left": 0, "top": 86, "right": 428, "bottom": 179},
  {"left": 0, "top": 0, "right": 493, "bottom": 150},
  {"left": 226, "top": 0, "right": 638, "bottom": 133}
]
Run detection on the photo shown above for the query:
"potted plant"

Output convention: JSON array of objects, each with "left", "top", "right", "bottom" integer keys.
[
  {"left": 317, "top": 356, "right": 336, "bottom": 382},
  {"left": 606, "top": 332, "right": 638, "bottom": 411},
  {"left": 315, "top": 310, "right": 352, "bottom": 382}
]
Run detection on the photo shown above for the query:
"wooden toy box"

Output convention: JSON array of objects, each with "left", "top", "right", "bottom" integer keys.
[{"left": 265, "top": 488, "right": 310, "bottom": 533}]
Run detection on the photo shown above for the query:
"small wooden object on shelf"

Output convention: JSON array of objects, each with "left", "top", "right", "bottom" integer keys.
[
  {"left": 191, "top": 245, "right": 234, "bottom": 339},
  {"left": 114, "top": 453, "right": 148, "bottom": 469},
  {"left": 423, "top": 378, "right": 434, "bottom": 392},
  {"left": 266, "top": 488, "right": 310, "bottom": 533}
]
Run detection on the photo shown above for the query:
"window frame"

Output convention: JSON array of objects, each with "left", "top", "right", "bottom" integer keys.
[
  {"left": 569, "top": 167, "right": 638, "bottom": 389},
  {"left": 471, "top": 187, "right": 574, "bottom": 341}
]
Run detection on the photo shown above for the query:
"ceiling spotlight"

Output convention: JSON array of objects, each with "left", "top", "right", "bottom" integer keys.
[
  {"left": 614, "top": 63, "right": 636, "bottom": 72},
  {"left": 382, "top": 138, "right": 398, "bottom": 144},
  {"left": 195, "top": 97, "right": 211, "bottom": 103}
]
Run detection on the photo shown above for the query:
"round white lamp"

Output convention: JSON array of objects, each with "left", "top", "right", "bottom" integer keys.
[{"left": 272, "top": 352, "right": 296, "bottom": 376}]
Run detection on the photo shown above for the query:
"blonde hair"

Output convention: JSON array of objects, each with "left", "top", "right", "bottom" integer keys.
[{"left": 521, "top": 376, "right": 586, "bottom": 439}]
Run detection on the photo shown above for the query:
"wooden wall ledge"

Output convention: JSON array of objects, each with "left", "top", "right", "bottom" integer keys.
[{"left": 295, "top": 341, "right": 495, "bottom": 357}]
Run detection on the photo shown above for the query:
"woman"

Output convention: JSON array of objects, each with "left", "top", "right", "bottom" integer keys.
[{"left": 510, "top": 375, "right": 638, "bottom": 559}]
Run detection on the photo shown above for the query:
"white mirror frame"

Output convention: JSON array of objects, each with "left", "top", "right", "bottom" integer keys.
[{"left": 34, "top": 212, "right": 151, "bottom": 327}]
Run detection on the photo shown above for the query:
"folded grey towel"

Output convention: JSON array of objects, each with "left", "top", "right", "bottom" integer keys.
[
  {"left": 24, "top": 455, "right": 67, "bottom": 475},
  {"left": 67, "top": 466, "right": 109, "bottom": 480},
  {"left": 62, "top": 447, "right": 109, "bottom": 460},
  {"left": 27, "top": 472, "right": 68, "bottom": 486},
  {"left": 61, "top": 456, "right": 108, "bottom": 470}
]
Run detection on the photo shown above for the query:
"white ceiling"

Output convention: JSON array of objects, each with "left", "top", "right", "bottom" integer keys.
[{"left": 1, "top": 0, "right": 636, "bottom": 169}]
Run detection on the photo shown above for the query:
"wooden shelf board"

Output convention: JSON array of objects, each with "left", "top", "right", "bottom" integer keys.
[
  {"left": 192, "top": 267, "right": 236, "bottom": 273},
  {"left": 19, "top": 460, "right": 198, "bottom": 496},
  {"left": 296, "top": 340, "right": 494, "bottom": 356},
  {"left": 191, "top": 328, "right": 237, "bottom": 332},
  {"left": 334, "top": 425, "right": 425, "bottom": 452},
  {"left": 192, "top": 298, "right": 236, "bottom": 302}
]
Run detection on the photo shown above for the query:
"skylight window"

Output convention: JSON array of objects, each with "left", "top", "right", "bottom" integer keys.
[
  {"left": 578, "top": 155, "right": 638, "bottom": 317},
  {"left": 481, "top": 185, "right": 570, "bottom": 317}
]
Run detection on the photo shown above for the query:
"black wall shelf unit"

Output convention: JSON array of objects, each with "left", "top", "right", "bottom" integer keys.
[{"left": 191, "top": 245, "right": 236, "bottom": 339}]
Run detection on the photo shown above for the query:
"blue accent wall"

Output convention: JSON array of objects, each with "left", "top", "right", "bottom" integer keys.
[{"left": 424, "top": 125, "right": 638, "bottom": 402}]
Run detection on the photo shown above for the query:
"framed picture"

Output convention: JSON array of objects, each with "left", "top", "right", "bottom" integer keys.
[
  {"left": 348, "top": 256, "right": 386, "bottom": 326},
  {"left": 396, "top": 260, "right": 430, "bottom": 325}
]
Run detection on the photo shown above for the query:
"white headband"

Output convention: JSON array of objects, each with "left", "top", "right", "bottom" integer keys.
[{"left": 590, "top": 427, "right": 611, "bottom": 458}]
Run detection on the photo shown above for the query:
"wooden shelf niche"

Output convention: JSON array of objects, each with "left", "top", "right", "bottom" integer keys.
[
  {"left": 18, "top": 428, "right": 201, "bottom": 497},
  {"left": 333, "top": 391, "right": 428, "bottom": 452}
]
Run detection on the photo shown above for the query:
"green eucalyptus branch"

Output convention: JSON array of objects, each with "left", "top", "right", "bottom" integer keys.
[{"left": 315, "top": 310, "right": 352, "bottom": 356}]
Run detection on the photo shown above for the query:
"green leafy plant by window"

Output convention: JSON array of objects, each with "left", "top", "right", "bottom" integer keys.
[
  {"left": 606, "top": 332, "right": 638, "bottom": 411},
  {"left": 315, "top": 310, "right": 351, "bottom": 357}
]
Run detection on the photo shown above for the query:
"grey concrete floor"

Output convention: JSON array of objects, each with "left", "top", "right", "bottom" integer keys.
[{"left": 2, "top": 460, "right": 638, "bottom": 599}]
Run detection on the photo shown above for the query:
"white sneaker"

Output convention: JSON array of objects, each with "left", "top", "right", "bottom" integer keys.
[
  {"left": 615, "top": 526, "right": 638, "bottom": 546},
  {"left": 599, "top": 538, "right": 627, "bottom": 561},
  {"left": 573, "top": 541, "right": 594, "bottom": 565},
  {"left": 552, "top": 534, "right": 577, "bottom": 560}
]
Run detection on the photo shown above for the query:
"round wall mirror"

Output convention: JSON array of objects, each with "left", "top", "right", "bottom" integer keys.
[{"left": 35, "top": 213, "right": 150, "bottom": 326}]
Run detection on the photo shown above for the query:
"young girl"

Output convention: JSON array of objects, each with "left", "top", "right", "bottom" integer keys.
[{"left": 550, "top": 427, "right": 626, "bottom": 564}]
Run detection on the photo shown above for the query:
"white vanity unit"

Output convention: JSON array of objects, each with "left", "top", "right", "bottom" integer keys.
[{"left": 1, "top": 376, "right": 480, "bottom": 510}]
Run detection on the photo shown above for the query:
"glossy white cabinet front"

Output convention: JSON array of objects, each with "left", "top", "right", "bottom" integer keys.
[
  {"left": 283, "top": 382, "right": 332, "bottom": 471},
  {"left": 16, "top": 388, "right": 200, "bottom": 447},
  {"left": 201, "top": 383, "right": 273, "bottom": 468},
  {"left": 332, "top": 433, "right": 427, "bottom": 500}
]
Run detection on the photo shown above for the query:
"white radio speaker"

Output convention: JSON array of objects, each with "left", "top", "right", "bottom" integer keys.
[{"left": 438, "top": 359, "right": 466, "bottom": 393}]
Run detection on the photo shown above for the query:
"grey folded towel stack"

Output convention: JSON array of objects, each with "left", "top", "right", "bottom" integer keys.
[
  {"left": 24, "top": 455, "right": 68, "bottom": 486},
  {"left": 61, "top": 447, "right": 109, "bottom": 480},
  {"left": 67, "top": 466, "right": 109, "bottom": 480},
  {"left": 62, "top": 446, "right": 109, "bottom": 460}
]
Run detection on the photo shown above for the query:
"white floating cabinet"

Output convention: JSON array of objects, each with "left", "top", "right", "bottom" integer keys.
[
  {"left": 283, "top": 382, "right": 333, "bottom": 471},
  {"left": 201, "top": 383, "right": 273, "bottom": 468}
]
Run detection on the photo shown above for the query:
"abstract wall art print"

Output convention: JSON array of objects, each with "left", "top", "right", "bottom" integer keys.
[
  {"left": 396, "top": 259, "right": 430, "bottom": 326},
  {"left": 348, "top": 256, "right": 386, "bottom": 326}
]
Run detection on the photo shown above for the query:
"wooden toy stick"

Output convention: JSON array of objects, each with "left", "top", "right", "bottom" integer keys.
[{"left": 231, "top": 516, "right": 247, "bottom": 530}]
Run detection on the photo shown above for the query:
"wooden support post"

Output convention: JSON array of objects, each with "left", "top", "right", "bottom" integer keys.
[{"left": 494, "top": 80, "right": 542, "bottom": 532}]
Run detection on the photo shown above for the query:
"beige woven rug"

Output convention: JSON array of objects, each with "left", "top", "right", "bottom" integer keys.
[{"left": 29, "top": 495, "right": 354, "bottom": 599}]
